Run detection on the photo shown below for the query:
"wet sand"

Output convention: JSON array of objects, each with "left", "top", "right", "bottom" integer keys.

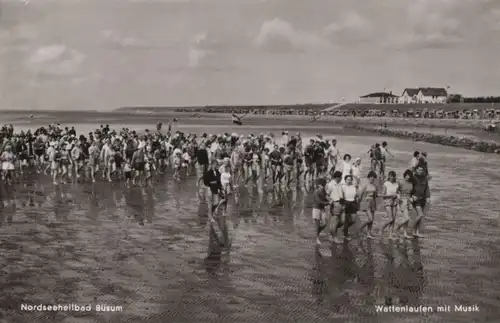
[{"left": 1, "top": 120, "right": 500, "bottom": 323}]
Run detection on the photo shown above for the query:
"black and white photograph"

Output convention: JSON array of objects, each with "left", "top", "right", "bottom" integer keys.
[{"left": 0, "top": 0, "right": 499, "bottom": 322}]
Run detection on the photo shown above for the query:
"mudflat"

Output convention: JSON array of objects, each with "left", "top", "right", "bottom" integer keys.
[{"left": 1, "top": 116, "right": 499, "bottom": 323}]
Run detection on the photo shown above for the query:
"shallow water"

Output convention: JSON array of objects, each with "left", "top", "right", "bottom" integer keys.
[{"left": 1, "top": 122, "right": 500, "bottom": 323}]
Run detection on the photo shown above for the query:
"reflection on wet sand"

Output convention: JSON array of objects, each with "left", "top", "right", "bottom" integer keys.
[
  {"left": 311, "top": 239, "right": 427, "bottom": 317},
  {"left": 127, "top": 187, "right": 146, "bottom": 226},
  {"left": 312, "top": 243, "right": 372, "bottom": 311},
  {"left": 380, "top": 239, "right": 426, "bottom": 307}
]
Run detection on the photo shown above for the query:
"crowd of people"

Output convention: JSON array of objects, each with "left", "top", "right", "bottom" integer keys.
[{"left": 0, "top": 121, "right": 431, "bottom": 249}]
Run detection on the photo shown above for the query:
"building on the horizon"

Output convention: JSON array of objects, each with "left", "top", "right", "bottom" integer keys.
[
  {"left": 398, "top": 87, "right": 448, "bottom": 104},
  {"left": 399, "top": 88, "right": 419, "bottom": 104},
  {"left": 415, "top": 87, "right": 448, "bottom": 103},
  {"left": 358, "top": 92, "right": 399, "bottom": 104}
]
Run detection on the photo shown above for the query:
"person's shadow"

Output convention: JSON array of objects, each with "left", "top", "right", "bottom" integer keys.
[
  {"left": 204, "top": 226, "right": 223, "bottom": 275},
  {"left": 311, "top": 246, "right": 328, "bottom": 303},
  {"left": 357, "top": 239, "right": 375, "bottom": 304},
  {"left": 197, "top": 200, "right": 208, "bottom": 225},
  {"left": 126, "top": 186, "right": 145, "bottom": 226},
  {"left": 384, "top": 239, "right": 426, "bottom": 306},
  {"left": 145, "top": 187, "right": 155, "bottom": 224},
  {"left": 380, "top": 240, "right": 397, "bottom": 305},
  {"left": 408, "top": 239, "right": 426, "bottom": 303},
  {"left": 311, "top": 243, "right": 359, "bottom": 311}
]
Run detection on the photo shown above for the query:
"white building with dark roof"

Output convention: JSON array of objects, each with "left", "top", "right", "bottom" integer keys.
[
  {"left": 416, "top": 87, "right": 448, "bottom": 103},
  {"left": 399, "top": 88, "right": 419, "bottom": 104}
]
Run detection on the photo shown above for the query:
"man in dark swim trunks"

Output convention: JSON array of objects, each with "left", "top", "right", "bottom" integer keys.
[
  {"left": 304, "top": 139, "right": 316, "bottom": 181},
  {"left": 314, "top": 141, "right": 326, "bottom": 178},
  {"left": 269, "top": 144, "right": 282, "bottom": 185},
  {"left": 411, "top": 165, "right": 430, "bottom": 238}
]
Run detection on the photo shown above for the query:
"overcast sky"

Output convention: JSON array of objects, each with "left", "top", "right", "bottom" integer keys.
[{"left": 0, "top": 0, "right": 499, "bottom": 110}]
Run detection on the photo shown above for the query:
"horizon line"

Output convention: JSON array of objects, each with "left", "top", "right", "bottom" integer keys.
[{"left": 0, "top": 100, "right": 498, "bottom": 113}]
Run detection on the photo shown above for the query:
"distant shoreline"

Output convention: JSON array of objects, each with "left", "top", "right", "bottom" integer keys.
[
  {"left": 1, "top": 110, "right": 494, "bottom": 130},
  {"left": 0, "top": 102, "right": 497, "bottom": 115},
  {"left": 117, "top": 102, "right": 497, "bottom": 113},
  {"left": 5, "top": 109, "right": 498, "bottom": 147}
]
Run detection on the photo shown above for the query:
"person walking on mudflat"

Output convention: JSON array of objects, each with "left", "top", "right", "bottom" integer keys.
[
  {"left": 312, "top": 178, "right": 330, "bottom": 246},
  {"left": 380, "top": 171, "right": 399, "bottom": 240},
  {"left": 326, "top": 171, "right": 345, "bottom": 244},
  {"left": 411, "top": 165, "right": 430, "bottom": 238},
  {"left": 358, "top": 171, "right": 378, "bottom": 239},
  {"left": 203, "top": 160, "right": 223, "bottom": 217},
  {"left": 380, "top": 141, "right": 395, "bottom": 179},
  {"left": 395, "top": 169, "right": 414, "bottom": 239}
]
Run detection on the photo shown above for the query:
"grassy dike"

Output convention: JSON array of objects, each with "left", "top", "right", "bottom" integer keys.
[{"left": 344, "top": 125, "right": 500, "bottom": 154}]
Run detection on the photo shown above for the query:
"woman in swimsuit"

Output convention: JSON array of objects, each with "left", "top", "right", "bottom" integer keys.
[
  {"left": 59, "top": 143, "right": 71, "bottom": 184},
  {"left": 251, "top": 147, "right": 261, "bottom": 184},
  {"left": 172, "top": 150, "right": 182, "bottom": 180},
  {"left": 395, "top": 169, "right": 414, "bottom": 239},
  {"left": 106, "top": 148, "right": 116, "bottom": 182},
  {"left": 380, "top": 170, "right": 400, "bottom": 240},
  {"left": 261, "top": 147, "right": 270, "bottom": 182},
  {"left": 51, "top": 145, "right": 61, "bottom": 185},
  {"left": 1, "top": 145, "right": 16, "bottom": 185},
  {"left": 182, "top": 148, "right": 191, "bottom": 176},
  {"left": 220, "top": 163, "right": 233, "bottom": 215},
  {"left": 71, "top": 142, "right": 83, "bottom": 179},
  {"left": 88, "top": 142, "right": 100, "bottom": 183},
  {"left": 358, "top": 171, "right": 378, "bottom": 239}
]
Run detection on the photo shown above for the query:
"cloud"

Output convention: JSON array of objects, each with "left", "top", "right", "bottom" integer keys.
[
  {"left": 28, "top": 45, "right": 85, "bottom": 75},
  {"left": 0, "top": 25, "right": 37, "bottom": 42},
  {"left": 255, "top": 18, "right": 328, "bottom": 52},
  {"left": 187, "top": 32, "right": 213, "bottom": 67},
  {"left": 388, "top": 1, "right": 465, "bottom": 50},
  {"left": 0, "top": 25, "right": 38, "bottom": 56},
  {"left": 396, "top": 32, "right": 463, "bottom": 51},
  {"left": 401, "top": 15, "right": 462, "bottom": 49},
  {"left": 322, "top": 12, "right": 370, "bottom": 44},
  {"left": 256, "top": 14, "right": 371, "bottom": 51},
  {"left": 323, "top": 12, "right": 367, "bottom": 33}
]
